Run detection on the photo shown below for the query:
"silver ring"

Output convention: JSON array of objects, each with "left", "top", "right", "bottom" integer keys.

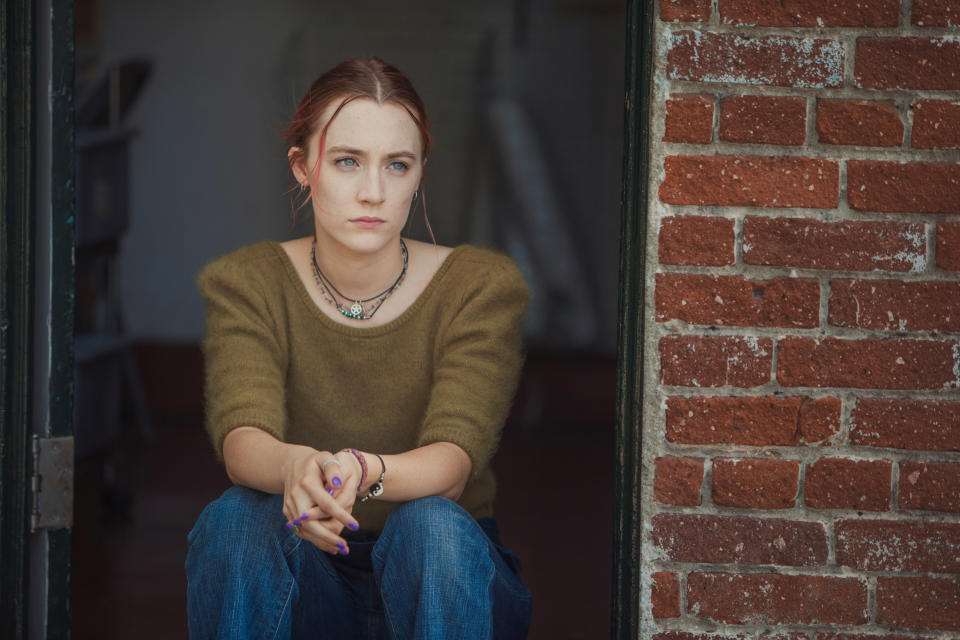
[{"left": 321, "top": 458, "right": 341, "bottom": 471}]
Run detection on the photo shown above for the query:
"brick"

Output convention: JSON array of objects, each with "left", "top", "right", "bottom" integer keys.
[
  {"left": 660, "top": 155, "right": 839, "bottom": 208},
  {"left": 666, "top": 396, "right": 841, "bottom": 445},
  {"left": 937, "top": 222, "right": 960, "bottom": 271},
  {"left": 660, "top": 335, "right": 772, "bottom": 387},
  {"left": 687, "top": 573, "right": 868, "bottom": 625},
  {"left": 656, "top": 634, "right": 807, "bottom": 640},
  {"left": 900, "top": 461, "right": 960, "bottom": 512},
  {"left": 718, "top": 95, "right": 806, "bottom": 145},
  {"left": 830, "top": 280, "right": 960, "bottom": 332},
  {"left": 655, "top": 274, "right": 819, "bottom": 329},
  {"left": 720, "top": 0, "right": 899, "bottom": 27},
  {"left": 652, "top": 513, "right": 828, "bottom": 566},
  {"left": 819, "top": 635, "right": 938, "bottom": 640},
  {"left": 712, "top": 458, "right": 799, "bottom": 509},
  {"left": 816, "top": 100, "right": 903, "bottom": 147},
  {"left": 664, "top": 94, "right": 714, "bottom": 144},
  {"left": 654, "top": 456, "right": 704, "bottom": 505},
  {"left": 856, "top": 38, "right": 960, "bottom": 90},
  {"left": 658, "top": 215, "right": 733, "bottom": 266},
  {"left": 777, "top": 337, "right": 960, "bottom": 390},
  {"left": 912, "top": 100, "right": 960, "bottom": 149},
  {"left": 848, "top": 160, "right": 960, "bottom": 214},
  {"left": 743, "top": 217, "right": 925, "bottom": 273},
  {"left": 878, "top": 577, "right": 960, "bottom": 631},
  {"left": 836, "top": 519, "right": 960, "bottom": 573},
  {"left": 661, "top": 0, "right": 711, "bottom": 22},
  {"left": 804, "top": 457, "right": 892, "bottom": 511},
  {"left": 851, "top": 399, "right": 960, "bottom": 452},
  {"left": 913, "top": 0, "right": 960, "bottom": 27},
  {"left": 651, "top": 571, "right": 680, "bottom": 618},
  {"left": 667, "top": 31, "right": 844, "bottom": 88}
]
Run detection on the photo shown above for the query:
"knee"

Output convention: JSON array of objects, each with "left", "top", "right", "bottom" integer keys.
[
  {"left": 187, "top": 486, "right": 286, "bottom": 558},
  {"left": 376, "top": 497, "right": 491, "bottom": 569}
]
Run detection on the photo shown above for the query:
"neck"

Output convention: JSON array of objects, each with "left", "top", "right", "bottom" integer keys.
[{"left": 311, "top": 232, "right": 404, "bottom": 300}]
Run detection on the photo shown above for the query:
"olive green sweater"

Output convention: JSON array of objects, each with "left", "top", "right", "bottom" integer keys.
[{"left": 197, "top": 241, "right": 528, "bottom": 532}]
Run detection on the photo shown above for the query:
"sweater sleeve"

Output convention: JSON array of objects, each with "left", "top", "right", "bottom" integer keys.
[
  {"left": 197, "top": 254, "right": 287, "bottom": 458},
  {"left": 416, "top": 255, "right": 529, "bottom": 477}
]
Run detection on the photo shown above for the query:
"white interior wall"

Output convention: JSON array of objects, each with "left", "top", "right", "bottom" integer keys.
[{"left": 94, "top": 0, "right": 623, "bottom": 347}]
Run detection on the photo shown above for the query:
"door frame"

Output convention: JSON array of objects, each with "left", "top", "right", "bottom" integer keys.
[
  {"left": 0, "top": 0, "right": 75, "bottom": 636},
  {"left": 612, "top": 0, "right": 653, "bottom": 637}
]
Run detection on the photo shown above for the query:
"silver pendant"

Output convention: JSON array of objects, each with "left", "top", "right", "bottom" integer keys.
[{"left": 350, "top": 301, "right": 364, "bottom": 317}]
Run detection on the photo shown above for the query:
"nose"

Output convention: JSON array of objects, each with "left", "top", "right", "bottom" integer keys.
[{"left": 357, "top": 168, "right": 385, "bottom": 205}]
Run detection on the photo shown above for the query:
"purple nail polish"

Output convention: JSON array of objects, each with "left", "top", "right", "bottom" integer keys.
[
  {"left": 348, "top": 521, "right": 359, "bottom": 531},
  {"left": 326, "top": 487, "right": 334, "bottom": 496},
  {"left": 293, "top": 519, "right": 302, "bottom": 527},
  {"left": 338, "top": 548, "right": 349, "bottom": 555},
  {"left": 300, "top": 512, "right": 309, "bottom": 521},
  {"left": 285, "top": 522, "right": 295, "bottom": 531},
  {"left": 336, "top": 541, "right": 345, "bottom": 549},
  {"left": 332, "top": 477, "right": 342, "bottom": 488}
]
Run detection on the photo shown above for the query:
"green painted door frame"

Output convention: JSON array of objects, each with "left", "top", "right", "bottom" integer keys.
[
  {"left": 612, "top": 0, "right": 652, "bottom": 637},
  {"left": 1, "top": 0, "right": 75, "bottom": 637}
]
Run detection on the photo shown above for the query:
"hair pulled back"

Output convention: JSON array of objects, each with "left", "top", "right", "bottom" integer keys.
[
  {"left": 285, "top": 57, "right": 433, "bottom": 177},
  {"left": 285, "top": 58, "right": 433, "bottom": 238}
]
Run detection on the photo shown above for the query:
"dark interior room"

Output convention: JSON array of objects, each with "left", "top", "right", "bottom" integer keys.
[{"left": 69, "top": 0, "right": 624, "bottom": 637}]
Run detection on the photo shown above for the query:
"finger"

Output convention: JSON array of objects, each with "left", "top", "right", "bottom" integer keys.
[
  {"left": 300, "top": 476, "right": 359, "bottom": 532},
  {"left": 320, "top": 456, "right": 344, "bottom": 489},
  {"left": 315, "top": 514, "right": 346, "bottom": 538},
  {"left": 286, "top": 483, "right": 319, "bottom": 528},
  {"left": 299, "top": 520, "right": 349, "bottom": 555}
]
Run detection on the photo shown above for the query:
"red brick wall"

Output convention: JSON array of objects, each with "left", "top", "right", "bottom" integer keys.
[{"left": 644, "top": 1, "right": 960, "bottom": 638}]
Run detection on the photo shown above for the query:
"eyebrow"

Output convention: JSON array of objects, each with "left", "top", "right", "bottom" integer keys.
[{"left": 326, "top": 145, "right": 418, "bottom": 160}]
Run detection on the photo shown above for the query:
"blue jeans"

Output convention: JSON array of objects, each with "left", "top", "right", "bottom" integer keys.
[{"left": 185, "top": 487, "right": 532, "bottom": 639}]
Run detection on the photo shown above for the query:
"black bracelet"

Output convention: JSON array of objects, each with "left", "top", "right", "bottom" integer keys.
[{"left": 359, "top": 453, "right": 385, "bottom": 503}]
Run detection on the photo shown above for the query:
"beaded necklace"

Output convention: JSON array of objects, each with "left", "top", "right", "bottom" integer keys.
[{"left": 310, "top": 239, "right": 408, "bottom": 320}]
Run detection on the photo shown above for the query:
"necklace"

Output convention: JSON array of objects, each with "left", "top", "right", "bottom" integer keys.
[{"left": 310, "top": 239, "right": 408, "bottom": 320}]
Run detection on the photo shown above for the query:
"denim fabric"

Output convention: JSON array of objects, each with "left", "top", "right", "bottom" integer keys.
[{"left": 185, "top": 487, "right": 532, "bottom": 639}]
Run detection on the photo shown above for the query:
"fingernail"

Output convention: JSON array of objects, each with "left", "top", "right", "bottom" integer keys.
[
  {"left": 348, "top": 521, "right": 359, "bottom": 531},
  {"left": 293, "top": 519, "right": 302, "bottom": 527},
  {"left": 332, "top": 477, "right": 342, "bottom": 488},
  {"left": 336, "top": 542, "right": 345, "bottom": 550},
  {"left": 326, "top": 487, "right": 334, "bottom": 496},
  {"left": 338, "top": 548, "right": 349, "bottom": 556},
  {"left": 285, "top": 522, "right": 295, "bottom": 531},
  {"left": 300, "top": 513, "right": 309, "bottom": 521}
]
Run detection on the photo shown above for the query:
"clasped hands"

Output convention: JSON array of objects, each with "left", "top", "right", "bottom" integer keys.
[{"left": 280, "top": 448, "right": 365, "bottom": 555}]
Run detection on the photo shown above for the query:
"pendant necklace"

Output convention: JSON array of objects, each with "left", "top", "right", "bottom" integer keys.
[{"left": 310, "top": 239, "right": 408, "bottom": 320}]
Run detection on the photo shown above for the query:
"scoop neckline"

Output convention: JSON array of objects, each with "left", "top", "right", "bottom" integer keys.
[{"left": 266, "top": 240, "right": 467, "bottom": 337}]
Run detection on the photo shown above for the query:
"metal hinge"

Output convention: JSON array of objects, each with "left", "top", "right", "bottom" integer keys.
[{"left": 30, "top": 435, "right": 74, "bottom": 532}]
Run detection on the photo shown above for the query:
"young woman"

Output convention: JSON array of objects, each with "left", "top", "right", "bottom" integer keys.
[{"left": 185, "top": 57, "right": 532, "bottom": 639}]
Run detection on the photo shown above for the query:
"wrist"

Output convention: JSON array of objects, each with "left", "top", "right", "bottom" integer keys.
[
  {"left": 335, "top": 449, "right": 363, "bottom": 485},
  {"left": 359, "top": 453, "right": 385, "bottom": 503},
  {"left": 339, "top": 448, "right": 368, "bottom": 492}
]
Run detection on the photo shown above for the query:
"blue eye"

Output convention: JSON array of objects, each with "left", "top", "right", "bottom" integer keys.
[
  {"left": 388, "top": 161, "right": 408, "bottom": 172},
  {"left": 335, "top": 157, "right": 358, "bottom": 168}
]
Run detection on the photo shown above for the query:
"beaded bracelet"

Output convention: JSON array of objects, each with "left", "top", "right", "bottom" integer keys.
[{"left": 339, "top": 448, "right": 367, "bottom": 493}]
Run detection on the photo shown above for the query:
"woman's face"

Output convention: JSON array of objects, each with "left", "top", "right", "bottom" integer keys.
[{"left": 292, "top": 97, "right": 424, "bottom": 255}]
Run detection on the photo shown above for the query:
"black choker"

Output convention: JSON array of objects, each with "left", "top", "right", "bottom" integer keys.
[{"left": 310, "top": 240, "right": 408, "bottom": 320}]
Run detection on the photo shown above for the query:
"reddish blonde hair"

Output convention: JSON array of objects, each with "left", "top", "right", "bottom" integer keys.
[{"left": 285, "top": 57, "right": 434, "bottom": 237}]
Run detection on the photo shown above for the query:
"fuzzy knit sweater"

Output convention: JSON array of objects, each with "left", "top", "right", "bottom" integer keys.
[{"left": 197, "top": 240, "right": 528, "bottom": 532}]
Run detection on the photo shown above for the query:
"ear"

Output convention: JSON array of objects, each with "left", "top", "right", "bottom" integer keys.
[{"left": 288, "top": 147, "right": 308, "bottom": 185}]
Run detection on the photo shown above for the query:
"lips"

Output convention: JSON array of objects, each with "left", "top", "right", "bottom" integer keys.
[{"left": 350, "top": 217, "right": 385, "bottom": 228}]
